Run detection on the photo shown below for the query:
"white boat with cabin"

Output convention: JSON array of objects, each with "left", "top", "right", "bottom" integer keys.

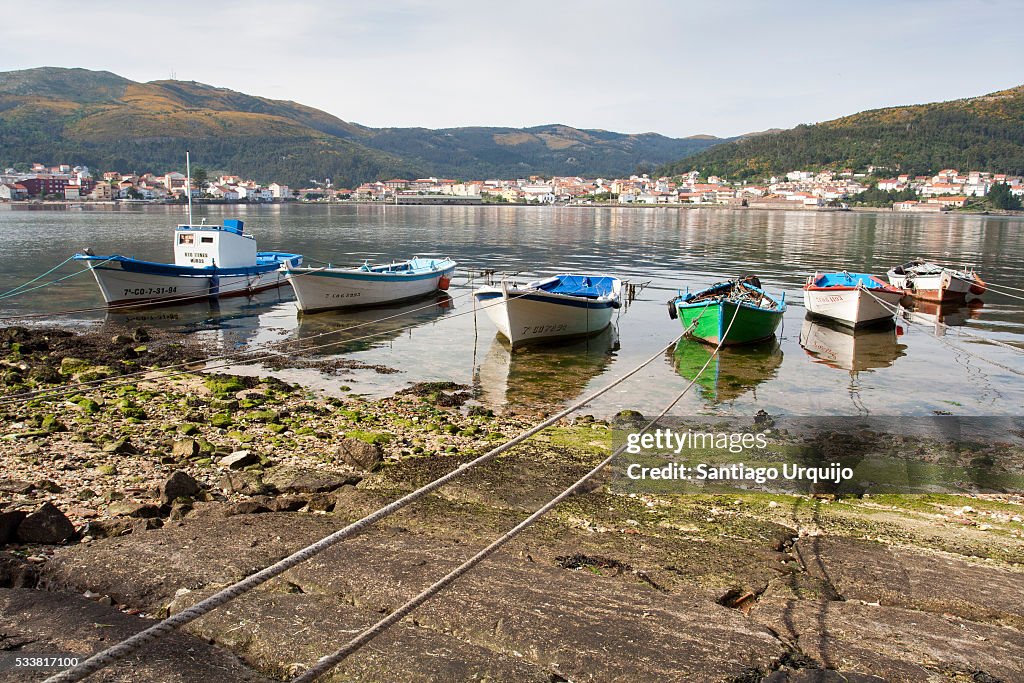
[
  {"left": 473, "top": 274, "right": 622, "bottom": 347},
  {"left": 74, "top": 219, "right": 301, "bottom": 307}
]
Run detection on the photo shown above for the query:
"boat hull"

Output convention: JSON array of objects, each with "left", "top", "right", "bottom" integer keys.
[
  {"left": 677, "top": 299, "right": 783, "bottom": 346},
  {"left": 475, "top": 289, "right": 617, "bottom": 347},
  {"left": 803, "top": 287, "right": 902, "bottom": 327},
  {"left": 286, "top": 262, "right": 456, "bottom": 313},
  {"left": 887, "top": 269, "right": 978, "bottom": 303},
  {"left": 79, "top": 253, "right": 300, "bottom": 307}
]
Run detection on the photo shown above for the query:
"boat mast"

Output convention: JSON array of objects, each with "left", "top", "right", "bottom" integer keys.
[{"left": 186, "top": 150, "right": 193, "bottom": 226}]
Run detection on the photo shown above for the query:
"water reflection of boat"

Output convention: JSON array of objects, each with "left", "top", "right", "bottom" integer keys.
[
  {"left": 476, "top": 324, "right": 619, "bottom": 410},
  {"left": 900, "top": 300, "right": 984, "bottom": 335},
  {"left": 104, "top": 288, "right": 292, "bottom": 349},
  {"left": 669, "top": 335, "right": 783, "bottom": 402},
  {"left": 293, "top": 292, "right": 454, "bottom": 355},
  {"left": 799, "top": 317, "right": 907, "bottom": 373}
]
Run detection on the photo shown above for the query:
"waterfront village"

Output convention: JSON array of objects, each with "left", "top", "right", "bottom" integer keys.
[{"left": 2, "top": 161, "right": 1023, "bottom": 212}]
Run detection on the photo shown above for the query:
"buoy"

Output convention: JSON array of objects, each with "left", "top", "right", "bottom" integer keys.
[
  {"left": 969, "top": 275, "right": 987, "bottom": 296},
  {"left": 438, "top": 275, "right": 451, "bottom": 291}
]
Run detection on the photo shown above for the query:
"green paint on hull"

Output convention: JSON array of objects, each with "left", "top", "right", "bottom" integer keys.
[{"left": 677, "top": 300, "right": 784, "bottom": 346}]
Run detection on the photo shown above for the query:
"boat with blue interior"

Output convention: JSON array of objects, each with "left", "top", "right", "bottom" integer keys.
[
  {"left": 284, "top": 256, "right": 456, "bottom": 313},
  {"left": 74, "top": 218, "right": 302, "bottom": 307},
  {"left": 803, "top": 271, "right": 903, "bottom": 327},
  {"left": 474, "top": 273, "right": 621, "bottom": 347}
]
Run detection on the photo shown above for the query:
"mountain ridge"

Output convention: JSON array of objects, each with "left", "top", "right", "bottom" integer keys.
[{"left": 0, "top": 67, "right": 720, "bottom": 185}]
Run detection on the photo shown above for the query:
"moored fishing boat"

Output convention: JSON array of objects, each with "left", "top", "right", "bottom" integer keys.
[
  {"left": 803, "top": 271, "right": 903, "bottom": 327},
  {"left": 74, "top": 219, "right": 302, "bottom": 307},
  {"left": 668, "top": 276, "right": 785, "bottom": 346},
  {"left": 886, "top": 259, "right": 986, "bottom": 302},
  {"left": 473, "top": 274, "right": 621, "bottom": 347},
  {"left": 284, "top": 256, "right": 456, "bottom": 313}
]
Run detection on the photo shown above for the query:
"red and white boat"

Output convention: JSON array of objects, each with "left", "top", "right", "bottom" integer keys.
[
  {"left": 803, "top": 271, "right": 904, "bottom": 327},
  {"left": 886, "top": 259, "right": 986, "bottom": 303}
]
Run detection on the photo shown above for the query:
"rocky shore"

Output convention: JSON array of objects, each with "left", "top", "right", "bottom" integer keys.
[{"left": 1, "top": 325, "right": 1023, "bottom": 682}]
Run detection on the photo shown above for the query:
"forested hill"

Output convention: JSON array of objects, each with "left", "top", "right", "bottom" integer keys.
[
  {"left": 0, "top": 67, "right": 722, "bottom": 185},
  {"left": 657, "top": 84, "right": 1024, "bottom": 180}
]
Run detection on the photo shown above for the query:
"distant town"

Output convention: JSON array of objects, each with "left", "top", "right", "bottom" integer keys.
[{"left": 2, "top": 162, "right": 1022, "bottom": 212}]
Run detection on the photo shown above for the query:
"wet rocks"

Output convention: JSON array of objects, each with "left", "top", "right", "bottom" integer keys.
[{"left": 16, "top": 502, "right": 75, "bottom": 544}]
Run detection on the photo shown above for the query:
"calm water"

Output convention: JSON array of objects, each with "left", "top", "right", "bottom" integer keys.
[{"left": 1, "top": 203, "right": 1022, "bottom": 418}]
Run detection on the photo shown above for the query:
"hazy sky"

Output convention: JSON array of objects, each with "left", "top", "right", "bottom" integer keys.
[{"left": 3, "top": 0, "right": 1022, "bottom": 138}]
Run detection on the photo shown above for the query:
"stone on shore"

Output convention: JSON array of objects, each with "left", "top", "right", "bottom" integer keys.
[
  {"left": 171, "top": 438, "right": 199, "bottom": 459},
  {"left": 160, "top": 470, "right": 201, "bottom": 505},
  {"left": 16, "top": 502, "right": 75, "bottom": 544},
  {"left": 220, "top": 450, "right": 258, "bottom": 469},
  {"left": 0, "top": 509, "right": 28, "bottom": 545},
  {"left": 264, "top": 466, "right": 360, "bottom": 494},
  {"left": 336, "top": 436, "right": 382, "bottom": 471}
]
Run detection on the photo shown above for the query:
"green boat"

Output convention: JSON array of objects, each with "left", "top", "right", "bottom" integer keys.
[{"left": 668, "top": 277, "right": 786, "bottom": 346}]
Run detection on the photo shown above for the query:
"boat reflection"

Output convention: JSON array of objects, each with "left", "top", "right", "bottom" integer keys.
[
  {"left": 476, "top": 324, "right": 619, "bottom": 410},
  {"left": 293, "top": 292, "right": 454, "bottom": 355},
  {"left": 799, "top": 317, "right": 907, "bottom": 374},
  {"left": 900, "top": 299, "right": 985, "bottom": 336},
  {"left": 669, "top": 335, "right": 783, "bottom": 403},
  {"left": 104, "top": 288, "right": 292, "bottom": 351}
]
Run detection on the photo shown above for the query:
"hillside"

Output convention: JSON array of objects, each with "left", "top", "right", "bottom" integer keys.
[
  {"left": 0, "top": 67, "right": 720, "bottom": 185},
  {"left": 658, "top": 85, "right": 1024, "bottom": 180},
  {"left": 360, "top": 125, "right": 720, "bottom": 179}
]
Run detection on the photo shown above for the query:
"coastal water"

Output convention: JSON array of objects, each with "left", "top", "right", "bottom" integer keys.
[{"left": 1, "top": 203, "right": 1022, "bottom": 418}]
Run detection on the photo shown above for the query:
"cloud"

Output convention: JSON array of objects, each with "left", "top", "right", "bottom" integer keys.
[{"left": 2, "top": 0, "right": 1022, "bottom": 137}]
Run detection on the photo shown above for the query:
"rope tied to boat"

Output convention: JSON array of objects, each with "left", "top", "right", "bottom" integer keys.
[
  {"left": 0, "top": 256, "right": 117, "bottom": 302},
  {"left": 862, "top": 289, "right": 1024, "bottom": 376},
  {"left": 288, "top": 291, "right": 745, "bottom": 682},
  {"left": 43, "top": 324, "right": 685, "bottom": 683}
]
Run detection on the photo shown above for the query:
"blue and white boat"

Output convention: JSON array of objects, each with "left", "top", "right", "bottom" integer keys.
[
  {"left": 74, "top": 219, "right": 302, "bottom": 307},
  {"left": 284, "top": 256, "right": 456, "bottom": 313},
  {"left": 474, "top": 274, "right": 621, "bottom": 347}
]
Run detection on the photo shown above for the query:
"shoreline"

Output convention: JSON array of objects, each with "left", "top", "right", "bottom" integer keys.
[
  {"left": 1, "top": 323, "right": 1023, "bottom": 681},
  {"left": 3, "top": 199, "right": 1022, "bottom": 219}
]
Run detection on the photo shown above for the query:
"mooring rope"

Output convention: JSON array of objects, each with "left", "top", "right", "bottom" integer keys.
[
  {"left": 45, "top": 308, "right": 671, "bottom": 683},
  {"left": 862, "top": 289, "right": 1024, "bottom": 377},
  {"left": 980, "top": 282, "right": 1024, "bottom": 303},
  {"left": 289, "top": 297, "right": 743, "bottom": 682},
  {"left": 0, "top": 255, "right": 76, "bottom": 299}
]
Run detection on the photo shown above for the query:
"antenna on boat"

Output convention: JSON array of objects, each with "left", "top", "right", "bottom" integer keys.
[{"left": 186, "top": 150, "right": 194, "bottom": 226}]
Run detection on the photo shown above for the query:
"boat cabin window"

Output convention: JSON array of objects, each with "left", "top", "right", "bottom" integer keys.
[
  {"left": 178, "top": 233, "right": 194, "bottom": 245},
  {"left": 201, "top": 236, "right": 214, "bottom": 244}
]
